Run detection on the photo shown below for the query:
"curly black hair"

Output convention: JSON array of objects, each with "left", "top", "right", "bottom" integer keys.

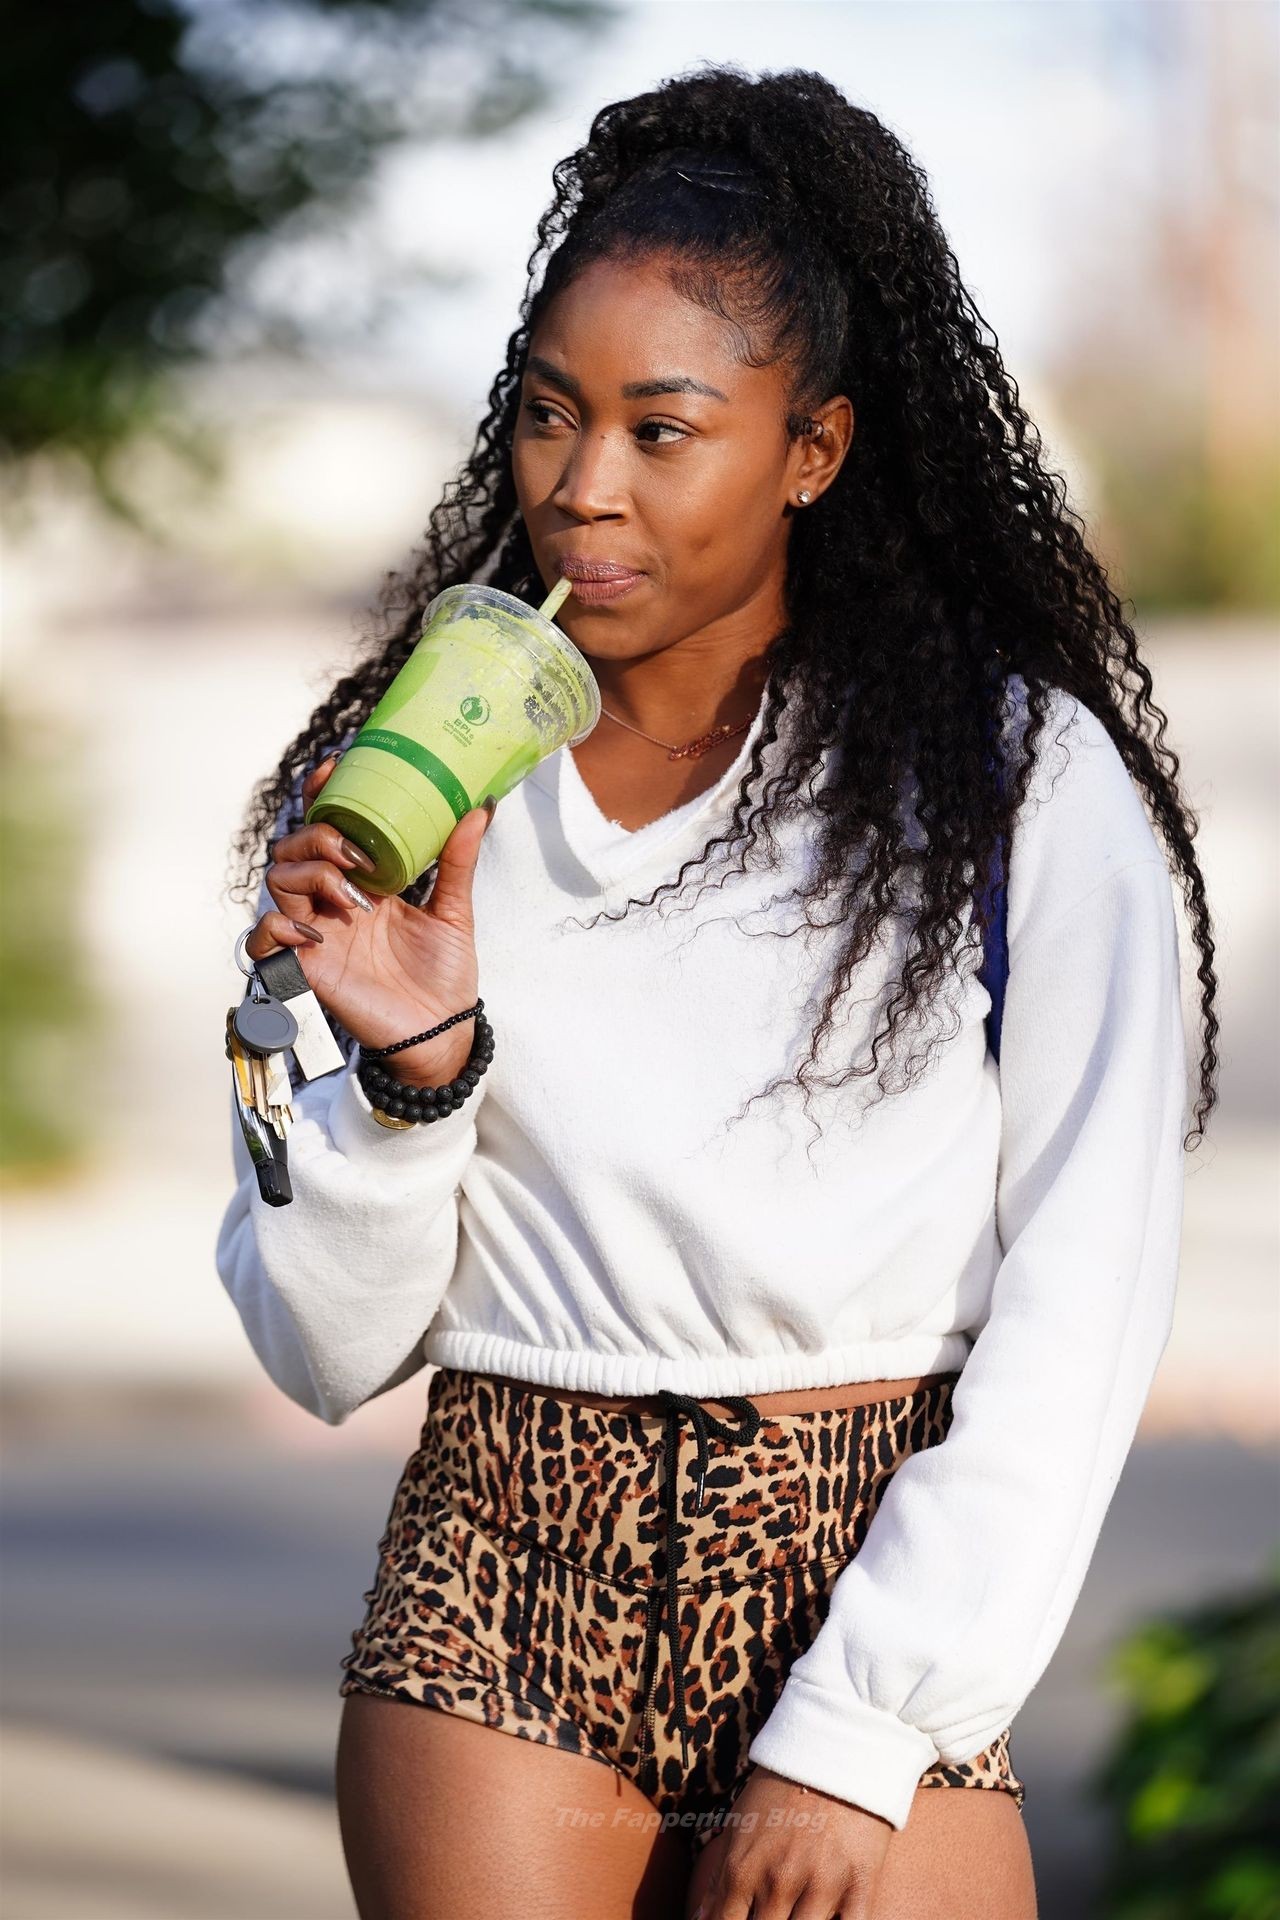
[{"left": 233, "top": 62, "right": 1219, "bottom": 1148}]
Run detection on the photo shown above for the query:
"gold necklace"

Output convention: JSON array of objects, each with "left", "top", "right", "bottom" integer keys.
[{"left": 599, "top": 705, "right": 755, "bottom": 762}]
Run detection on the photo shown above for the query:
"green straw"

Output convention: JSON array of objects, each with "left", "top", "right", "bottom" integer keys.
[{"left": 538, "top": 576, "right": 573, "bottom": 622}]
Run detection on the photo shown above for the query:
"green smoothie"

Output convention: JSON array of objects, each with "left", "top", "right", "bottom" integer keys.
[{"left": 307, "top": 582, "right": 599, "bottom": 894}]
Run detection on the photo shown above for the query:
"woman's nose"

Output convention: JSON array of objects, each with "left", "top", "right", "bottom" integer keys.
[{"left": 551, "top": 431, "right": 627, "bottom": 522}]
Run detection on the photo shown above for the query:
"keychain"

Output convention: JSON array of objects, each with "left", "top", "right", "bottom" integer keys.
[
  {"left": 227, "top": 1008, "right": 292, "bottom": 1207},
  {"left": 227, "top": 928, "right": 344, "bottom": 1207}
]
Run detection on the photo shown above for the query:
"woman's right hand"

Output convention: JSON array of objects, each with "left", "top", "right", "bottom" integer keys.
[{"left": 244, "top": 755, "right": 495, "bottom": 1087}]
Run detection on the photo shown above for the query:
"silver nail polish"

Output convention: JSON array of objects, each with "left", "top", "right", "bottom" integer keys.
[{"left": 340, "top": 876, "right": 376, "bottom": 913}]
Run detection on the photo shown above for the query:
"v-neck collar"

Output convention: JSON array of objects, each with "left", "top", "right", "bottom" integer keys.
[{"left": 528, "top": 680, "right": 775, "bottom": 892}]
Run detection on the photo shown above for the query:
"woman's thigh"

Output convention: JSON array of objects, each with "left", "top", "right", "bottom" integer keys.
[
  {"left": 335, "top": 1690, "right": 692, "bottom": 1920},
  {"left": 875, "top": 1780, "right": 1037, "bottom": 1919},
  {"left": 684, "top": 1782, "right": 1036, "bottom": 1920}
]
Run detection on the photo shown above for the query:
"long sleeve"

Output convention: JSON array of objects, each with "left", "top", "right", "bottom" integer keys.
[
  {"left": 216, "top": 1049, "right": 485, "bottom": 1427},
  {"left": 747, "top": 691, "right": 1189, "bottom": 1829},
  {"left": 215, "top": 834, "right": 487, "bottom": 1425}
]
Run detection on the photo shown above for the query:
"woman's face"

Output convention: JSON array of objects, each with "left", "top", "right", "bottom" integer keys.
[{"left": 512, "top": 253, "right": 849, "bottom": 664}]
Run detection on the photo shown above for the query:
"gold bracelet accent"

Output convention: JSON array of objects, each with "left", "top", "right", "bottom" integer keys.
[{"left": 369, "top": 1105, "right": 417, "bottom": 1131}]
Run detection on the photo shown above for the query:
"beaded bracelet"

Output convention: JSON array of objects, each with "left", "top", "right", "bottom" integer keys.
[
  {"left": 360, "top": 999, "right": 484, "bottom": 1059},
  {"left": 357, "top": 1006, "right": 494, "bottom": 1128}
]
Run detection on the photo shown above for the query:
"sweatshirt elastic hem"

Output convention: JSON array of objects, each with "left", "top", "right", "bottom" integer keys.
[
  {"left": 420, "top": 1328, "right": 973, "bottom": 1399},
  {"left": 747, "top": 1672, "right": 940, "bottom": 1832}
]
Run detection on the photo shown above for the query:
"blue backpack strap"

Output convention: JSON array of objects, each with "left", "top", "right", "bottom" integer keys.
[{"left": 976, "top": 710, "right": 1010, "bottom": 1064}]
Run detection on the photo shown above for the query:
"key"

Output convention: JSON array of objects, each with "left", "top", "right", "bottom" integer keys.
[
  {"left": 227, "top": 1012, "right": 256, "bottom": 1108},
  {"left": 262, "top": 1063, "right": 293, "bottom": 1141},
  {"left": 248, "top": 1049, "right": 271, "bottom": 1116},
  {"left": 262, "top": 1051, "right": 293, "bottom": 1120}
]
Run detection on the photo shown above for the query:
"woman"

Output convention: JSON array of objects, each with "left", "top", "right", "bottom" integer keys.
[{"left": 218, "top": 65, "right": 1218, "bottom": 1920}]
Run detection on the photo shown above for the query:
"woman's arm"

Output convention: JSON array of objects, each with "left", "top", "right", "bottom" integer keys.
[
  {"left": 215, "top": 759, "right": 494, "bottom": 1427},
  {"left": 215, "top": 1056, "right": 484, "bottom": 1426},
  {"left": 746, "top": 692, "right": 1190, "bottom": 1830}
]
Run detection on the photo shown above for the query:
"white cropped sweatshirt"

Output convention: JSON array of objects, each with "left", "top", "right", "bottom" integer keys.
[{"left": 216, "top": 674, "right": 1189, "bottom": 1831}]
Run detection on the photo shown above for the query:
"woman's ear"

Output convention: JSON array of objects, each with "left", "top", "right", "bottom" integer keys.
[{"left": 791, "top": 394, "right": 854, "bottom": 508}]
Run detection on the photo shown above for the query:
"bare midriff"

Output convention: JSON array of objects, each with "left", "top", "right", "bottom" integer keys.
[{"left": 483, "top": 1370, "right": 962, "bottom": 1417}]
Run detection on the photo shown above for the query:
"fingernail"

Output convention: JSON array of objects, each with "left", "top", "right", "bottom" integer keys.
[
  {"left": 482, "top": 795, "right": 497, "bottom": 827},
  {"left": 340, "top": 876, "right": 376, "bottom": 913},
  {"left": 322, "top": 748, "right": 344, "bottom": 767},
  {"left": 339, "top": 838, "right": 378, "bottom": 872},
  {"left": 291, "top": 919, "right": 323, "bottom": 944}
]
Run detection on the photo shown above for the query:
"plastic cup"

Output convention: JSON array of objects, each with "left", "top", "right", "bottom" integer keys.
[{"left": 306, "top": 583, "right": 600, "bottom": 894}]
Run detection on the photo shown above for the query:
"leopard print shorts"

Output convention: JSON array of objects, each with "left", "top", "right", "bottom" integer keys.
[{"left": 338, "top": 1365, "right": 1025, "bottom": 1854}]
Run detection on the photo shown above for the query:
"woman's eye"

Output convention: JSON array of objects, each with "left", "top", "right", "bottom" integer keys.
[
  {"left": 635, "top": 419, "right": 689, "bottom": 445},
  {"left": 524, "top": 400, "right": 570, "bottom": 430}
]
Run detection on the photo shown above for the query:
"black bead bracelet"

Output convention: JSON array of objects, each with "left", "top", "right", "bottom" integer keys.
[
  {"left": 356, "top": 1006, "right": 494, "bottom": 1126},
  {"left": 360, "top": 999, "right": 485, "bottom": 1059}
]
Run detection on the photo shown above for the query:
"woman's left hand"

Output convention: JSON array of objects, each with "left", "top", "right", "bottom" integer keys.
[{"left": 688, "top": 1765, "right": 892, "bottom": 1919}]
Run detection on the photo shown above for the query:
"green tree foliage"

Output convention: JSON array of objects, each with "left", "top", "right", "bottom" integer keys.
[
  {"left": 0, "top": 0, "right": 611, "bottom": 1182},
  {"left": 1089, "top": 1556, "right": 1280, "bottom": 1919},
  {"left": 0, "top": 0, "right": 611, "bottom": 507}
]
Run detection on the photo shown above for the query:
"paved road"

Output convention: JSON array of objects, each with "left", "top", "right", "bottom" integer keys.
[{"left": 3, "top": 1406, "right": 1276, "bottom": 1919}]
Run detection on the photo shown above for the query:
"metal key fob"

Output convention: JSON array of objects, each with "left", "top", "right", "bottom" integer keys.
[{"left": 233, "top": 977, "right": 300, "bottom": 1057}]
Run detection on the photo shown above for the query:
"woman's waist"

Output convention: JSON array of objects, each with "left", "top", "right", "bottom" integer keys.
[{"left": 480, "top": 1371, "right": 961, "bottom": 1416}]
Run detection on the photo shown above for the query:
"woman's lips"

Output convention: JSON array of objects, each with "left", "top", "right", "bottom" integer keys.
[
  {"left": 562, "top": 571, "right": 646, "bottom": 604},
  {"left": 552, "top": 560, "right": 644, "bottom": 602}
]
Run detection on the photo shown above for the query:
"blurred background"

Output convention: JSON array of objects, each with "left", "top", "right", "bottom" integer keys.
[{"left": 2, "top": 2, "right": 1277, "bottom": 1915}]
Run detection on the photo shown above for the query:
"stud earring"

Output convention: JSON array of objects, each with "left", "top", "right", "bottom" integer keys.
[{"left": 797, "top": 489, "right": 812, "bottom": 505}]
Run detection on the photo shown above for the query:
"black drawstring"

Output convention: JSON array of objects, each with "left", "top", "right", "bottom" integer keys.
[{"left": 652, "top": 1390, "right": 764, "bottom": 1770}]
